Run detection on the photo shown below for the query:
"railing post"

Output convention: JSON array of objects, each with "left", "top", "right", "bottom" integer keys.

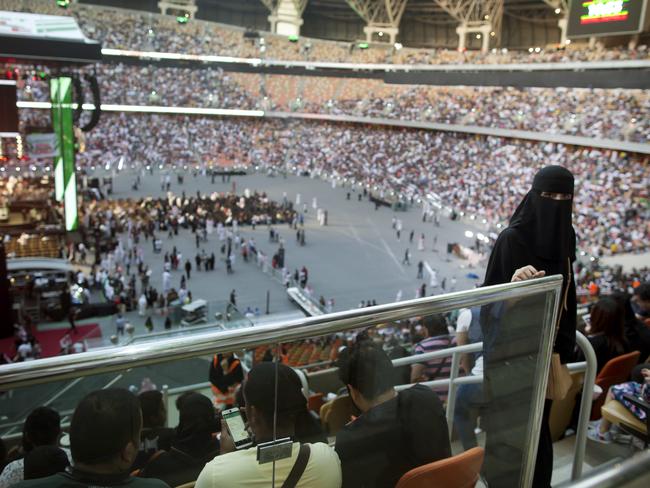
[
  {"left": 161, "top": 384, "right": 169, "bottom": 428},
  {"left": 572, "top": 331, "right": 597, "bottom": 481},
  {"left": 446, "top": 350, "right": 461, "bottom": 437}
]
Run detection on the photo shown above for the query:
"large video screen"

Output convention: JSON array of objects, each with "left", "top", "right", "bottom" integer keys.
[{"left": 567, "top": 0, "right": 648, "bottom": 37}]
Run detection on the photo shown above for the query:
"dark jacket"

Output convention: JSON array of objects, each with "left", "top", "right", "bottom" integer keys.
[{"left": 334, "top": 384, "right": 450, "bottom": 488}]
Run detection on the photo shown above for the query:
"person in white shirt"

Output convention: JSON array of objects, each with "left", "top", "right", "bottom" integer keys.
[
  {"left": 454, "top": 307, "right": 485, "bottom": 451},
  {"left": 196, "top": 363, "right": 341, "bottom": 488}
]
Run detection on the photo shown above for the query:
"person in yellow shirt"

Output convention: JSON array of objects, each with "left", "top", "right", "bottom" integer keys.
[{"left": 196, "top": 363, "right": 341, "bottom": 488}]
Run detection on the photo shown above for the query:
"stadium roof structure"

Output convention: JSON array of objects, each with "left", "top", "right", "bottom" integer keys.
[
  {"left": 202, "top": 0, "right": 567, "bottom": 26},
  {"left": 0, "top": 10, "right": 102, "bottom": 65}
]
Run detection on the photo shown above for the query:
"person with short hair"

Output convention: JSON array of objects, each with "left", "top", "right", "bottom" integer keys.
[
  {"left": 0, "top": 407, "right": 65, "bottom": 488},
  {"left": 140, "top": 392, "right": 219, "bottom": 486},
  {"left": 335, "top": 342, "right": 450, "bottom": 488},
  {"left": 196, "top": 362, "right": 341, "bottom": 488},
  {"left": 13, "top": 388, "right": 169, "bottom": 488},
  {"left": 131, "top": 391, "right": 174, "bottom": 471},
  {"left": 410, "top": 314, "right": 456, "bottom": 401}
]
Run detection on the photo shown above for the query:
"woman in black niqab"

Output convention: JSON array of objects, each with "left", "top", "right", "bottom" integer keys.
[{"left": 481, "top": 165, "right": 577, "bottom": 488}]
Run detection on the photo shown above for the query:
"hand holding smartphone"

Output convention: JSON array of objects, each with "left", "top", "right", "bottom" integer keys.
[{"left": 222, "top": 407, "right": 253, "bottom": 450}]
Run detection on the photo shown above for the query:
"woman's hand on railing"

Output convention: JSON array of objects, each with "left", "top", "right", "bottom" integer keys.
[{"left": 511, "top": 265, "right": 546, "bottom": 282}]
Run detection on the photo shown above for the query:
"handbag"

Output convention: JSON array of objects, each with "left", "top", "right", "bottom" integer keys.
[{"left": 546, "top": 258, "right": 573, "bottom": 401}]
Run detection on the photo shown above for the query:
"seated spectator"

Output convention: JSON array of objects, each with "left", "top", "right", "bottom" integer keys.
[
  {"left": 196, "top": 362, "right": 341, "bottom": 488},
  {"left": 13, "top": 388, "right": 168, "bottom": 488},
  {"left": 236, "top": 370, "right": 327, "bottom": 445},
  {"left": 0, "top": 407, "right": 65, "bottom": 488},
  {"left": 23, "top": 446, "right": 69, "bottom": 480},
  {"left": 625, "top": 283, "right": 650, "bottom": 362},
  {"left": 588, "top": 366, "right": 650, "bottom": 443},
  {"left": 140, "top": 392, "right": 220, "bottom": 486},
  {"left": 578, "top": 297, "right": 629, "bottom": 372},
  {"left": 335, "top": 342, "right": 451, "bottom": 488},
  {"left": 410, "top": 314, "right": 455, "bottom": 400},
  {"left": 132, "top": 391, "right": 174, "bottom": 471},
  {"left": 209, "top": 352, "right": 244, "bottom": 411}
]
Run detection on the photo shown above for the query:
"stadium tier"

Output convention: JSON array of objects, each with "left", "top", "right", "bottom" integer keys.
[{"left": 0, "top": 2, "right": 649, "bottom": 488}]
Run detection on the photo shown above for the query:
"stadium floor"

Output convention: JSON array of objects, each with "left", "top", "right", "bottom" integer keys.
[{"left": 107, "top": 168, "right": 488, "bottom": 317}]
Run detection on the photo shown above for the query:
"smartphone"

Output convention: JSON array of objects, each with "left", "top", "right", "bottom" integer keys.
[{"left": 222, "top": 408, "right": 253, "bottom": 449}]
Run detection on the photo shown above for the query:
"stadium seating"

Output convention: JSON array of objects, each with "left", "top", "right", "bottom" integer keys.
[
  {"left": 591, "top": 351, "right": 641, "bottom": 420},
  {"left": 395, "top": 446, "right": 485, "bottom": 488}
]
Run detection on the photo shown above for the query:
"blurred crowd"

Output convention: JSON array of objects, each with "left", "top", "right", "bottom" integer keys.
[
  {"left": 13, "top": 110, "right": 649, "bottom": 259},
  {"left": 10, "top": 63, "right": 650, "bottom": 143},
  {"left": 2, "top": 0, "right": 649, "bottom": 65}
]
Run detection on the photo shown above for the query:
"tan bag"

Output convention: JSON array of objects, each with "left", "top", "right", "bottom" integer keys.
[
  {"left": 547, "top": 353, "right": 572, "bottom": 400},
  {"left": 546, "top": 258, "right": 573, "bottom": 401}
]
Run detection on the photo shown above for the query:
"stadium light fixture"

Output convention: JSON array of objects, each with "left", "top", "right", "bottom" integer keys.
[
  {"left": 394, "top": 42, "right": 403, "bottom": 50},
  {"left": 555, "top": 8, "right": 561, "bottom": 14},
  {"left": 476, "top": 34, "right": 481, "bottom": 39}
]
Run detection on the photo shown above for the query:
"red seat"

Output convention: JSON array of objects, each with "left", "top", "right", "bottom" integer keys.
[
  {"left": 395, "top": 447, "right": 485, "bottom": 488},
  {"left": 591, "top": 350, "right": 640, "bottom": 420}
]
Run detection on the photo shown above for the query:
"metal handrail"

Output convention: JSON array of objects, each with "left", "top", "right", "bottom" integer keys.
[
  {"left": 0, "top": 275, "right": 563, "bottom": 390},
  {"left": 126, "top": 331, "right": 596, "bottom": 483},
  {"left": 557, "top": 450, "right": 650, "bottom": 487}
]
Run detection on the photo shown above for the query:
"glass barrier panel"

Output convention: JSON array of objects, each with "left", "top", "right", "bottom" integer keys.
[{"left": 0, "top": 278, "right": 560, "bottom": 488}]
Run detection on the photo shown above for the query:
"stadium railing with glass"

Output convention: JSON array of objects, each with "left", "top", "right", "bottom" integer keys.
[{"left": 0, "top": 275, "right": 624, "bottom": 487}]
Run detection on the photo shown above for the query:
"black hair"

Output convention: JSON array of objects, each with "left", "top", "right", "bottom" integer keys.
[
  {"left": 173, "top": 392, "right": 219, "bottom": 458},
  {"left": 634, "top": 283, "right": 650, "bottom": 301},
  {"left": 23, "top": 407, "right": 61, "bottom": 452},
  {"left": 589, "top": 297, "right": 626, "bottom": 355},
  {"left": 24, "top": 446, "right": 70, "bottom": 480},
  {"left": 337, "top": 342, "right": 396, "bottom": 401},
  {"left": 631, "top": 363, "right": 650, "bottom": 384},
  {"left": 70, "top": 389, "right": 141, "bottom": 465},
  {"left": 421, "top": 314, "right": 448, "bottom": 337},
  {"left": 176, "top": 392, "right": 217, "bottom": 433},
  {"left": 244, "top": 363, "right": 307, "bottom": 430},
  {"left": 138, "top": 390, "right": 164, "bottom": 429}
]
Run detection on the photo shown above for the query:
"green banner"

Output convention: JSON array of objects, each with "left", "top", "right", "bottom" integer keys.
[{"left": 50, "top": 77, "right": 78, "bottom": 231}]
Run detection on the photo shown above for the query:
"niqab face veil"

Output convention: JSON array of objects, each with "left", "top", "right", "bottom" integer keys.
[{"left": 509, "top": 166, "right": 576, "bottom": 262}]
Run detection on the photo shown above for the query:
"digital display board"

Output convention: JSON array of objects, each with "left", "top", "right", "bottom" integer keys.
[{"left": 567, "top": 0, "right": 648, "bottom": 37}]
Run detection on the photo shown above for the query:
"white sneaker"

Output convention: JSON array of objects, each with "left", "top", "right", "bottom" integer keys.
[{"left": 587, "top": 427, "right": 613, "bottom": 444}]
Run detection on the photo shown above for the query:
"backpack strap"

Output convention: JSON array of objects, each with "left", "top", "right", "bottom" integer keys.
[{"left": 281, "top": 444, "right": 311, "bottom": 488}]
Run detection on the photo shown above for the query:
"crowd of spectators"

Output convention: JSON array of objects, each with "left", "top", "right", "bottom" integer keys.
[
  {"left": 9, "top": 62, "right": 650, "bottom": 142},
  {"left": 2, "top": 0, "right": 649, "bottom": 65},
  {"left": 11, "top": 110, "right": 649, "bottom": 260}
]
